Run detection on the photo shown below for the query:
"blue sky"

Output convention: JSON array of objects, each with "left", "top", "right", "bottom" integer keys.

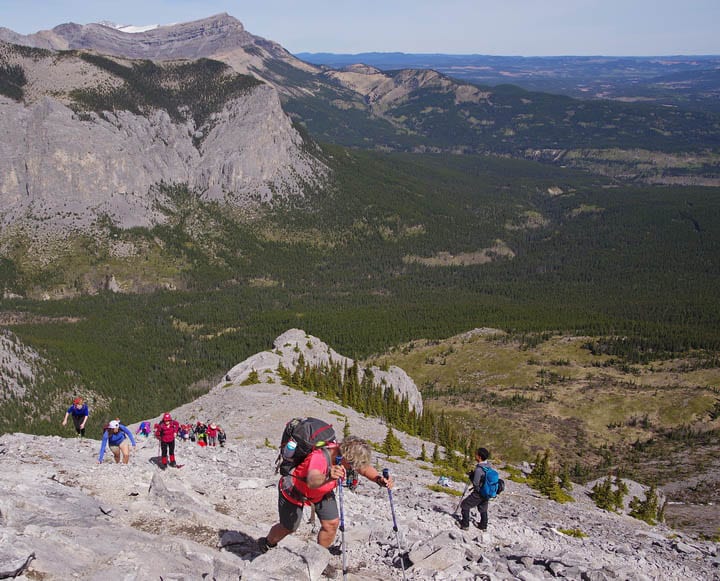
[{"left": 1, "top": 0, "right": 718, "bottom": 56}]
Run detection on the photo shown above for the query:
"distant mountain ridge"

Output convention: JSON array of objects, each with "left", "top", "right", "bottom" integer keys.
[
  {"left": 2, "top": 14, "right": 718, "bottom": 185},
  {"left": 0, "top": 13, "right": 321, "bottom": 90},
  {"left": 296, "top": 51, "right": 720, "bottom": 112},
  {"left": 0, "top": 13, "right": 256, "bottom": 57}
]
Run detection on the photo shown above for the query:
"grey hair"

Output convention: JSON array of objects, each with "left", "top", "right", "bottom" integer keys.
[{"left": 339, "top": 435, "right": 372, "bottom": 470}]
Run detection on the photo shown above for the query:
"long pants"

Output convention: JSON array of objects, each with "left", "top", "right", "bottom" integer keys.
[
  {"left": 72, "top": 415, "right": 86, "bottom": 436},
  {"left": 460, "top": 490, "right": 489, "bottom": 530},
  {"left": 160, "top": 440, "right": 176, "bottom": 465}
]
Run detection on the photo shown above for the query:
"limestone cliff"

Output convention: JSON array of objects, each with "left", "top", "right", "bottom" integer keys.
[{"left": 0, "top": 44, "right": 328, "bottom": 232}]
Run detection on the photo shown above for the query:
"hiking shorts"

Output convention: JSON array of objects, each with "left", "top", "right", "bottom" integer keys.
[
  {"left": 110, "top": 441, "right": 130, "bottom": 455},
  {"left": 279, "top": 490, "right": 338, "bottom": 531}
]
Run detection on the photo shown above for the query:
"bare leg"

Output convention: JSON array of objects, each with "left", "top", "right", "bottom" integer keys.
[
  {"left": 119, "top": 443, "right": 130, "bottom": 464},
  {"left": 317, "top": 518, "right": 339, "bottom": 548},
  {"left": 266, "top": 523, "right": 293, "bottom": 546},
  {"left": 112, "top": 449, "right": 121, "bottom": 463}
]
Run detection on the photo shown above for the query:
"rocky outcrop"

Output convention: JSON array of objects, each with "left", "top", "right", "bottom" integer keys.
[
  {"left": 0, "top": 329, "right": 45, "bottom": 399},
  {"left": 324, "top": 67, "right": 492, "bottom": 114},
  {"left": 0, "top": 376, "right": 716, "bottom": 580},
  {"left": 221, "top": 328, "right": 423, "bottom": 413}
]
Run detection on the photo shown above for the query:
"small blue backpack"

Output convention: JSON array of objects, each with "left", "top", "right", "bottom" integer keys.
[{"left": 478, "top": 465, "right": 503, "bottom": 499}]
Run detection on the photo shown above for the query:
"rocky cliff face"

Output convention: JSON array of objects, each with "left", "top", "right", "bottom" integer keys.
[
  {"left": 0, "top": 375, "right": 716, "bottom": 579},
  {"left": 0, "top": 329, "right": 45, "bottom": 399},
  {"left": 0, "top": 45, "right": 327, "bottom": 232}
]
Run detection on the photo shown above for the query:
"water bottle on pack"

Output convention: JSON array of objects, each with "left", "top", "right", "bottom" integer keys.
[{"left": 282, "top": 439, "right": 297, "bottom": 460}]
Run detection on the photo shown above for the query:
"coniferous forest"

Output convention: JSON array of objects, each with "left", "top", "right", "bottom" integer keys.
[{"left": 2, "top": 145, "right": 719, "bottom": 447}]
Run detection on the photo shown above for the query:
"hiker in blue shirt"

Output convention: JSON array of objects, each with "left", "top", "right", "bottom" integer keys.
[
  {"left": 98, "top": 420, "right": 136, "bottom": 464},
  {"left": 62, "top": 397, "right": 89, "bottom": 437}
]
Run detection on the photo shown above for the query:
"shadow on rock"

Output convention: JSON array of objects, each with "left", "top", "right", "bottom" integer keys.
[{"left": 219, "top": 529, "right": 261, "bottom": 560}]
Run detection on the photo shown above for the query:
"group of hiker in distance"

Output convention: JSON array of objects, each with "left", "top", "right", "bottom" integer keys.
[
  {"left": 61, "top": 398, "right": 226, "bottom": 468},
  {"left": 61, "top": 398, "right": 504, "bottom": 571}
]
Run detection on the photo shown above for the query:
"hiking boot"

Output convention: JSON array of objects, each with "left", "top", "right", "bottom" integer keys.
[
  {"left": 257, "top": 537, "right": 276, "bottom": 554},
  {"left": 169, "top": 460, "right": 177, "bottom": 467},
  {"left": 456, "top": 521, "right": 469, "bottom": 531},
  {"left": 159, "top": 463, "right": 167, "bottom": 470},
  {"left": 474, "top": 521, "right": 488, "bottom": 530}
]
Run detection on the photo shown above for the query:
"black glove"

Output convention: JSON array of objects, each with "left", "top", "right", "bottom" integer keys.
[{"left": 467, "top": 470, "right": 474, "bottom": 481}]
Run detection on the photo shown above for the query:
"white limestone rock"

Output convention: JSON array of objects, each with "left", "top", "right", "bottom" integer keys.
[{"left": 0, "top": 369, "right": 715, "bottom": 580}]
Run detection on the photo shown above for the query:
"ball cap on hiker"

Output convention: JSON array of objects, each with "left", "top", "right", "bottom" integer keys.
[
  {"left": 73, "top": 397, "right": 83, "bottom": 405},
  {"left": 108, "top": 420, "right": 120, "bottom": 429},
  {"left": 162, "top": 413, "right": 172, "bottom": 422}
]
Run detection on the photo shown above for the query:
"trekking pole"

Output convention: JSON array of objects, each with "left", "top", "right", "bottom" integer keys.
[
  {"left": 382, "top": 468, "right": 407, "bottom": 580},
  {"left": 453, "top": 482, "right": 470, "bottom": 515},
  {"left": 336, "top": 456, "right": 347, "bottom": 581}
]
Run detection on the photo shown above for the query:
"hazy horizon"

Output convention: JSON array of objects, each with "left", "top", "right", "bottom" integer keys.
[{"left": 1, "top": 1, "right": 719, "bottom": 57}]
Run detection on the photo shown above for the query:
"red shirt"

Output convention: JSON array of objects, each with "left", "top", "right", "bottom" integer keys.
[
  {"left": 281, "top": 444, "right": 337, "bottom": 506},
  {"left": 154, "top": 420, "right": 179, "bottom": 443}
]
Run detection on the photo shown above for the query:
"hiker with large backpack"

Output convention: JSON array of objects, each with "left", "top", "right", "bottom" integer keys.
[
  {"left": 258, "top": 417, "right": 394, "bottom": 553},
  {"left": 154, "top": 413, "right": 180, "bottom": 469},
  {"left": 458, "top": 447, "right": 502, "bottom": 531}
]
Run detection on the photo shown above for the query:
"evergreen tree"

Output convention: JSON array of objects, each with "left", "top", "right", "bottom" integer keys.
[
  {"left": 559, "top": 467, "right": 573, "bottom": 491},
  {"left": 382, "top": 426, "right": 405, "bottom": 458},
  {"left": 590, "top": 477, "right": 615, "bottom": 511},
  {"left": 529, "top": 449, "right": 573, "bottom": 503},
  {"left": 629, "top": 486, "right": 660, "bottom": 525},
  {"left": 432, "top": 444, "right": 440, "bottom": 463}
]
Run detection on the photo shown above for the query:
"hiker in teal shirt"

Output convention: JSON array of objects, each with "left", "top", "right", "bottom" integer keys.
[{"left": 98, "top": 420, "right": 136, "bottom": 464}]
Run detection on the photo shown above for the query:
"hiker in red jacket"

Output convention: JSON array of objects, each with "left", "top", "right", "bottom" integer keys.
[
  {"left": 206, "top": 423, "right": 219, "bottom": 447},
  {"left": 258, "top": 435, "right": 393, "bottom": 553},
  {"left": 154, "top": 412, "right": 180, "bottom": 469}
]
